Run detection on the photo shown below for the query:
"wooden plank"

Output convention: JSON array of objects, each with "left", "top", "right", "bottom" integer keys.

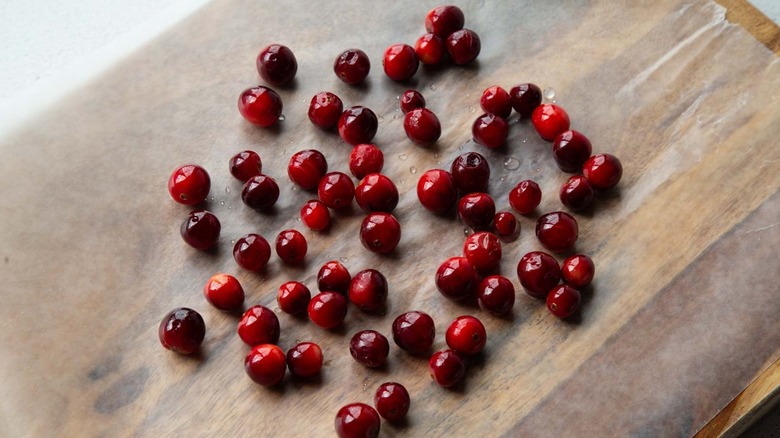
[{"left": 715, "top": 0, "right": 780, "bottom": 54}]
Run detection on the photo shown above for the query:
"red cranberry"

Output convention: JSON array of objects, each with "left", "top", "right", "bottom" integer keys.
[
  {"left": 238, "top": 86, "right": 283, "bottom": 127},
  {"left": 317, "top": 260, "right": 351, "bottom": 295},
  {"left": 355, "top": 173, "right": 399, "bottom": 213},
  {"left": 517, "top": 251, "right": 561, "bottom": 298},
  {"left": 245, "top": 344, "right": 286, "bottom": 386},
  {"left": 560, "top": 175, "right": 594, "bottom": 211},
  {"left": 335, "top": 403, "right": 380, "bottom": 438},
  {"left": 233, "top": 234, "right": 271, "bottom": 271},
  {"left": 277, "top": 281, "right": 311, "bottom": 315},
  {"left": 318, "top": 171, "right": 355, "bottom": 209},
  {"left": 547, "top": 285, "right": 581, "bottom": 319},
  {"left": 229, "top": 151, "right": 263, "bottom": 182},
  {"left": 429, "top": 350, "right": 466, "bottom": 387},
  {"left": 180, "top": 210, "right": 220, "bottom": 250},
  {"left": 480, "top": 86, "right": 512, "bottom": 119},
  {"left": 256, "top": 44, "right": 297, "bottom": 86},
  {"left": 532, "top": 104, "right": 570, "bottom": 141},
  {"left": 477, "top": 275, "right": 515, "bottom": 315},
  {"left": 463, "top": 231, "right": 502, "bottom": 274},
  {"left": 509, "top": 180, "right": 542, "bottom": 215},
  {"left": 275, "top": 229, "right": 307, "bottom": 264},
  {"left": 509, "top": 83, "right": 542, "bottom": 118},
  {"left": 400, "top": 89, "right": 426, "bottom": 113},
  {"left": 300, "top": 199, "right": 331, "bottom": 231},
  {"left": 450, "top": 152, "right": 490, "bottom": 194},
  {"left": 168, "top": 164, "right": 210, "bottom": 205},
  {"left": 349, "top": 144, "right": 384, "bottom": 179},
  {"left": 561, "top": 254, "right": 595, "bottom": 289},
  {"left": 472, "top": 113, "right": 508, "bottom": 149},
  {"left": 338, "top": 106, "right": 378, "bottom": 145},
  {"left": 286, "top": 342, "right": 323, "bottom": 378},
  {"left": 334, "top": 49, "right": 370, "bottom": 85},
  {"left": 425, "top": 5, "right": 464, "bottom": 37},
  {"left": 582, "top": 153, "right": 623, "bottom": 190},
  {"left": 417, "top": 169, "right": 457, "bottom": 214},
  {"left": 288, "top": 149, "right": 328, "bottom": 191},
  {"left": 158, "top": 307, "right": 205, "bottom": 355},
  {"left": 458, "top": 192, "right": 495, "bottom": 230},
  {"left": 349, "top": 330, "right": 390, "bottom": 368},
  {"left": 435, "top": 256, "right": 479, "bottom": 301},
  {"left": 308, "top": 292, "right": 348, "bottom": 329},
  {"left": 241, "top": 174, "right": 279, "bottom": 211},
  {"left": 349, "top": 269, "right": 388, "bottom": 312},
  {"left": 404, "top": 108, "right": 441, "bottom": 146},
  {"left": 392, "top": 311, "right": 435, "bottom": 355},
  {"left": 553, "top": 130, "right": 592, "bottom": 173},
  {"left": 308, "top": 91, "right": 343, "bottom": 129},
  {"left": 445, "top": 315, "right": 486, "bottom": 355},
  {"left": 237, "top": 305, "right": 280, "bottom": 347},
  {"left": 203, "top": 273, "right": 245, "bottom": 311},
  {"left": 446, "top": 29, "right": 481, "bottom": 65},
  {"left": 414, "top": 33, "right": 446, "bottom": 65},
  {"left": 374, "top": 382, "right": 410, "bottom": 421},
  {"left": 536, "top": 211, "right": 579, "bottom": 253},
  {"left": 493, "top": 211, "right": 520, "bottom": 242},
  {"left": 382, "top": 44, "right": 419, "bottom": 81},
  {"left": 360, "top": 212, "right": 401, "bottom": 254}
]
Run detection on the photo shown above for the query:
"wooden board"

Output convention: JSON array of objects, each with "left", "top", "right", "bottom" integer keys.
[{"left": 0, "top": 0, "right": 778, "bottom": 436}]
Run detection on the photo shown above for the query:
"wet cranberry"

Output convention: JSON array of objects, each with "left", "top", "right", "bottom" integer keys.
[
  {"left": 374, "top": 382, "right": 410, "bottom": 422},
  {"left": 400, "top": 89, "right": 426, "bottom": 113},
  {"left": 458, "top": 192, "right": 495, "bottom": 230},
  {"left": 429, "top": 350, "right": 466, "bottom": 388},
  {"left": 517, "top": 251, "right": 561, "bottom": 298},
  {"left": 417, "top": 169, "right": 457, "bottom": 214},
  {"left": 275, "top": 229, "right": 307, "bottom": 264},
  {"left": 203, "top": 273, "right": 245, "bottom": 311},
  {"left": 300, "top": 199, "right": 331, "bottom": 231},
  {"left": 583, "top": 153, "right": 623, "bottom": 190},
  {"left": 477, "top": 275, "right": 515, "bottom": 315},
  {"left": 349, "top": 330, "right": 390, "bottom": 368},
  {"left": 288, "top": 149, "right": 328, "bottom": 191},
  {"left": 308, "top": 292, "right": 348, "bottom": 329},
  {"left": 392, "top": 311, "right": 435, "bottom": 355},
  {"left": 355, "top": 173, "right": 399, "bottom": 213},
  {"left": 317, "top": 260, "right": 351, "bottom": 294},
  {"left": 241, "top": 174, "right": 279, "bottom": 211},
  {"left": 349, "top": 144, "right": 384, "bottom": 179},
  {"left": 158, "top": 307, "right": 205, "bottom": 355},
  {"left": 536, "top": 211, "right": 579, "bottom": 253},
  {"left": 308, "top": 91, "right": 344, "bottom": 130},
  {"left": 335, "top": 403, "right": 380, "bottom": 438},
  {"left": 509, "top": 180, "right": 541, "bottom": 215},
  {"left": 168, "top": 164, "right": 210, "bottom": 205},
  {"left": 277, "top": 281, "right": 311, "bottom": 315},
  {"left": 451, "top": 152, "right": 490, "bottom": 194},
  {"left": 404, "top": 108, "right": 441, "bottom": 147},
  {"left": 553, "top": 130, "right": 592, "bottom": 173},
  {"left": 256, "top": 44, "right": 297, "bottom": 86},
  {"left": 334, "top": 49, "right": 371, "bottom": 85},
  {"left": 445, "top": 315, "right": 486, "bottom": 355},
  {"left": 245, "top": 344, "right": 286, "bottom": 386},
  {"left": 435, "top": 256, "right": 479, "bottom": 301},
  {"left": 180, "top": 210, "right": 220, "bottom": 250},
  {"left": 425, "top": 5, "right": 464, "bottom": 37},
  {"left": 561, "top": 254, "right": 595, "bottom": 289},
  {"left": 414, "top": 33, "right": 446, "bottom": 65},
  {"left": 338, "top": 106, "right": 378, "bottom": 145},
  {"left": 463, "top": 231, "right": 502, "bottom": 274},
  {"left": 472, "top": 113, "right": 508, "bottom": 149},
  {"left": 532, "top": 104, "right": 570, "bottom": 141},
  {"left": 237, "top": 305, "right": 280, "bottom": 347},
  {"left": 360, "top": 212, "right": 401, "bottom": 254},
  {"left": 509, "top": 83, "right": 542, "bottom": 118},
  {"left": 446, "top": 29, "right": 481, "bottom": 65},
  {"left": 286, "top": 342, "right": 323, "bottom": 378},
  {"left": 238, "top": 86, "right": 283, "bottom": 127},
  {"left": 349, "top": 269, "right": 388, "bottom": 312},
  {"left": 493, "top": 211, "right": 520, "bottom": 242},
  {"left": 233, "top": 234, "right": 271, "bottom": 271},
  {"left": 318, "top": 172, "right": 355, "bottom": 209},
  {"left": 547, "top": 285, "right": 581, "bottom": 319},
  {"left": 480, "top": 86, "right": 512, "bottom": 119},
  {"left": 229, "top": 151, "right": 262, "bottom": 182},
  {"left": 560, "top": 175, "right": 594, "bottom": 211},
  {"left": 383, "top": 44, "right": 419, "bottom": 81}
]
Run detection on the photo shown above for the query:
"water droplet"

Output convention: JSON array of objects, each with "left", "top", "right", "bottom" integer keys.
[
  {"left": 395, "top": 95, "right": 400, "bottom": 100},
  {"left": 231, "top": 240, "right": 236, "bottom": 244},
  {"left": 503, "top": 157, "right": 521, "bottom": 170},
  {"left": 273, "top": 307, "right": 280, "bottom": 313},
  {"left": 543, "top": 87, "right": 556, "bottom": 100},
  {"left": 225, "top": 186, "right": 231, "bottom": 194},
  {"left": 399, "top": 179, "right": 405, "bottom": 185},
  {"left": 210, "top": 196, "right": 215, "bottom": 201},
  {"left": 429, "top": 84, "right": 436, "bottom": 90},
  {"left": 397, "top": 153, "right": 408, "bottom": 161},
  {"left": 499, "top": 176, "right": 505, "bottom": 182},
  {"left": 377, "top": 115, "right": 385, "bottom": 123},
  {"left": 219, "top": 200, "right": 225, "bottom": 206},
  {"left": 433, "top": 152, "right": 440, "bottom": 159},
  {"left": 295, "top": 217, "right": 300, "bottom": 221},
  {"left": 463, "top": 228, "right": 472, "bottom": 236},
  {"left": 393, "top": 113, "right": 400, "bottom": 120},
  {"left": 295, "top": 338, "right": 301, "bottom": 344},
  {"left": 409, "top": 166, "right": 417, "bottom": 174},
  {"left": 292, "top": 186, "right": 298, "bottom": 192},
  {"left": 468, "top": 105, "right": 476, "bottom": 113},
  {"left": 324, "top": 360, "right": 331, "bottom": 367},
  {"left": 522, "top": 139, "right": 528, "bottom": 143},
  {"left": 278, "top": 115, "right": 286, "bottom": 121},
  {"left": 227, "top": 206, "right": 232, "bottom": 209},
  {"left": 339, "top": 257, "right": 348, "bottom": 263}
]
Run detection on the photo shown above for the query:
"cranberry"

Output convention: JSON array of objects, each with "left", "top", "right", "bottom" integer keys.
[
  {"left": 583, "top": 153, "right": 623, "bottom": 190},
  {"left": 561, "top": 254, "right": 595, "bottom": 289},
  {"left": 203, "top": 273, "right": 245, "bottom": 311},
  {"left": 517, "top": 251, "right": 561, "bottom": 298},
  {"left": 477, "top": 275, "right": 515, "bottom": 315},
  {"left": 233, "top": 234, "right": 271, "bottom": 271},
  {"left": 553, "top": 130, "right": 592, "bottom": 173},
  {"left": 547, "top": 285, "right": 581, "bottom": 319},
  {"left": 334, "top": 49, "right": 371, "bottom": 85},
  {"left": 180, "top": 210, "right": 220, "bottom": 250},
  {"left": 450, "top": 152, "right": 490, "bottom": 194},
  {"left": 560, "top": 175, "right": 594, "bottom": 211},
  {"left": 288, "top": 149, "right": 328, "bottom": 191},
  {"left": 458, "top": 192, "right": 495, "bottom": 230},
  {"left": 168, "top": 164, "right": 210, "bottom": 205},
  {"left": 338, "top": 106, "right": 378, "bottom": 145},
  {"left": 435, "top": 256, "right": 479, "bottom": 301},
  {"left": 318, "top": 172, "right": 355, "bottom": 209},
  {"left": 509, "top": 83, "right": 542, "bottom": 118},
  {"left": 245, "top": 344, "right": 286, "bottom": 386},
  {"left": 417, "top": 169, "right": 457, "bottom": 214},
  {"left": 237, "top": 305, "right": 280, "bottom": 346},
  {"left": 536, "top": 211, "right": 579, "bottom": 253},
  {"left": 308, "top": 91, "right": 344, "bottom": 129},
  {"left": 392, "top": 311, "right": 435, "bottom": 355},
  {"left": 425, "top": 5, "right": 464, "bottom": 37},
  {"left": 300, "top": 199, "right": 331, "bottom": 231},
  {"left": 355, "top": 173, "right": 399, "bottom": 213},
  {"left": 360, "top": 212, "right": 401, "bottom": 254},
  {"left": 349, "top": 144, "right": 384, "bottom": 179},
  {"left": 158, "top": 307, "right": 205, "bottom": 355},
  {"left": 256, "top": 44, "right": 297, "bottom": 86},
  {"left": 277, "top": 281, "right": 311, "bottom": 315},
  {"left": 275, "top": 229, "right": 307, "bottom": 264},
  {"left": 241, "top": 174, "right": 279, "bottom": 211},
  {"left": 429, "top": 350, "right": 466, "bottom": 387},
  {"left": 414, "top": 33, "right": 446, "bottom": 65},
  {"left": 480, "top": 86, "right": 512, "bottom": 119},
  {"left": 463, "top": 231, "right": 502, "bottom": 274},
  {"left": 349, "top": 330, "right": 390, "bottom": 368},
  {"left": 237, "top": 86, "right": 283, "bottom": 127},
  {"left": 286, "top": 342, "right": 323, "bottom": 378},
  {"left": 400, "top": 89, "right": 426, "bottom": 113},
  {"left": 404, "top": 108, "right": 441, "bottom": 146},
  {"left": 335, "top": 403, "right": 380, "bottom": 438},
  {"left": 382, "top": 44, "right": 419, "bottom": 81},
  {"left": 509, "top": 180, "right": 542, "bottom": 215},
  {"left": 493, "top": 211, "right": 520, "bottom": 242},
  {"left": 472, "top": 113, "right": 508, "bottom": 149},
  {"left": 445, "top": 315, "right": 486, "bottom": 355},
  {"left": 308, "top": 292, "right": 348, "bottom": 329},
  {"left": 532, "top": 104, "right": 571, "bottom": 141},
  {"left": 349, "top": 269, "right": 388, "bottom": 312},
  {"left": 446, "top": 29, "right": 481, "bottom": 65},
  {"left": 317, "top": 260, "right": 351, "bottom": 295},
  {"left": 374, "top": 382, "right": 410, "bottom": 421},
  {"left": 229, "top": 151, "right": 263, "bottom": 182}
]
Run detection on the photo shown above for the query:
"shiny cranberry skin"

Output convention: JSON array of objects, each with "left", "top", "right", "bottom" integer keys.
[
  {"left": 300, "top": 199, "right": 331, "bottom": 231},
  {"left": 349, "top": 330, "right": 390, "bottom": 368},
  {"left": 158, "top": 307, "right": 205, "bottom": 355},
  {"left": 583, "top": 153, "right": 623, "bottom": 190},
  {"left": 547, "top": 285, "right": 581, "bottom": 319},
  {"left": 275, "top": 229, "right": 307, "bottom": 264},
  {"left": 349, "top": 269, "right": 388, "bottom": 312},
  {"left": 509, "top": 83, "right": 542, "bottom": 118},
  {"left": 334, "top": 49, "right": 370, "bottom": 85},
  {"left": 446, "top": 315, "right": 486, "bottom": 355},
  {"left": 338, "top": 106, "right": 378, "bottom": 145},
  {"left": 277, "top": 281, "right": 311, "bottom": 315},
  {"left": 425, "top": 5, "right": 464, "bottom": 37},
  {"left": 509, "top": 180, "right": 542, "bottom": 215},
  {"left": 493, "top": 211, "right": 520, "bottom": 242},
  {"left": 472, "top": 113, "right": 508, "bottom": 149},
  {"left": 237, "top": 305, "right": 280, "bottom": 347},
  {"left": 241, "top": 174, "right": 279, "bottom": 211},
  {"left": 536, "top": 211, "right": 579, "bottom": 253},
  {"left": 404, "top": 108, "right": 441, "bottom": 146},
  {"left": 288, "top": 149, "right": 328, "bottom": 190},
  {"left": 245, "top": 344, "right": 286, "bottom": 386},
  {"left": 168, "top": 164, "right": 210, "bottom": 205},
  {"left": 349, "top": 144, "right": 384, "bottom": 179},
  {"left": 435, "top": 256, "right": 479, "bottom": 301},
  {"left": 477, "top": 275, "right": 515, "bottom": 315},
  {"left": 335, "top": 403, "right": 380, "bottom": 438},
  {"left": 417, "top": 169, "right": 457, "bottom": 214},
  {"left": 553, "top": 130, "right": 592, "bottom": 173},
  {"left": 256, "top": 44, "right": 297, "bottom": 86},
  {"left": 517, "top": 251, "right": 561, "bottom": 299},
  {"left": 560, "top": 175, "right": 595, "bottom": 211},
  {"left": 286, "top": 342, "right": 323, "bottom": 378},
  {"left": 392, "top": 311, "right": 435, "bottom": 355},
  {"left": 233, "top": 234, "right": 271, "bottom": 271},
  {"left": 561, "top": 254, "right": 595, "bottom": 289},
  {"left": 203, "top": 273, "right": 245, "bottom": 311},
  {"left": 481, "top": 86, "right": 512, "bottom": 119},
  {"left": 458, "top": 192, "right": 495, "bottom": 230},
  {"left": 229, "top": 151, "right": 262, "bottom": 182},
  {"left": 308, "top": 292, "right": 348, "bottom": 329},
  {"left": 451, "top": 152, "right": 490, "bottom": 194},
  {"left": 360, "top": 213, "right": 401, "bottom": 254},
  {"left": 308, "top": 91, "right": 344, "bottom": 129},
  {"left": 238, "top": 86, "right": 283, "bottom": 127},
  {"left": 414, "top": 33, "right": 446, "bottom": 65},
  {"left": 532, "top": 104, "right": 571, "bottom": 141},
  {"left": 355, "top": 173, "right": 399, "bottom": 213},
  {"left": 400, "top": 89, "right": 426, "bottom": 113},
  {"left": 317, "top": 260, "right": 351, "bottom": 295},
  {"left": 383, "top": 44, "right": 419, "bottom": 81},
  {"left": 446, "top": 29, "right": 481, "bottom": 65},
  {"left": 374, "top": 382, "right": 410, "bottom": 422},
  {"left": 463, "top": 231, "right": 502, "bottom": 274},
  {"left": 180, "top": 210, "right": 220, "bottom": 250},
  {"left": 318, "top": 172, "right": 355, "bottom": 209},
  {"left": 429, "top": 350, "right": 466, "bottom": 388}
]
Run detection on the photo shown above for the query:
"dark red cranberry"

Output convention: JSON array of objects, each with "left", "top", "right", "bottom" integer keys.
[
  {"left": 472, "top": 113, "right": 508, "bottom": 149},
  {"left": 241, "top": 174, "right": 279, "bottom": 211},
  {"left": 308, "top": 91, "right": 344, "bottom": 129},
  {"left": 509, "top": 180, "right": 542, "bottom": 215},
  {"left": 349, "top": 269, "right": 388, "bottom": 312},
  {"left": 425, "top": 5, "right": 464, "bottom": 37},
  {"left": 256, "top": 44, "right": 297, "bottom": 86},
  {"left": 493, "top": 211, "right": 520, "bottom": 242},
  {"left": 275, "top": 229, "right": 307, "bottom": 264},
  {"left": 300, "top": 199, "right": 331, "bottom": 231},
  {"left": 203, "top": 273, "right": 245, "bottom": 311},
  {"left": 168, "top": 164, "right": 210, "bottom": 205},
  {"left": 335, "top": 403, "right": 380, "bottom": 438},
  {"left": 582, "top": 153, "right": 623, "bottom": 190},
  {"left": 463, "top": 231, "right": 502, "bottom": 274},
  {"left": 229, "top": 151, "right": 262, "bottom": 182},
  {"left": 404, "top": 108, "right": 441, "bottom": 146},
  {"left": 560, "top": 175, "right": 594, "bottom": 211},
  {"left": 477, "top": 275, "right": 515, "bottom": 315},
  {"left": 509, "top": 83, "right": 542, "bottom": 118},
  {"left": 480, "top": 86, "right": 512, "bottom": 119},
  {"left": 435, "top": 256, "right": 479, "bottom": 301},
  {"left": 338, "top": 106, "right": 378, "bottom": 145},
  {"left": 349, "top": 330, "right": 390, "bottom": 367},
  {"left": 561, "top": 254, "right": 595, "bottom": 289},
  {"left": 286, "top": 342, "right": 323, "bottom": 378},
  {"left": 517, "top": 251, "right": 561, "bottom": 298},
  {"left": 553, "top": 130, "right": 592, "bottom": 173},
  {"left": 536, "top": 211, "right": 579, "bottom": 253},
  {"left": 450, "top": 152, "right": 490, "bottom": 194},
  {"left": 417, "top": 169, "right": 457, "bottom": 214},
  {"left": 318, "top": 260, "right": 351, "bottom": 294},
  {"left": 349, "top": 144, "right": 384, "bottom": 179},
  {"left": 532, "top": 104, "right": 570, "bottom": 141},
  {"left": 318, "top": 172, "right": 355, "bottom": 209},
  {"left": 158, "top": 307, "right": 205, "bottom": 355},
  {"left": 383, "top": 44, "right": 419, "bottom": 81},
  {"left": 245, "top": 344, "right": 286, "bottom": 386},
  {"left": 360, "top": 212, "right": 401, "bottom": 254},
  {"left": 180, "top": 210, "right": 220, "bottom": 250},
  {"left": 414, "top": 33, "right": 446, "bottom": 65},
  {"left": 233, "top": 234, "right": 271, "bottom": 271},
  {"left": 308, "top": 292, "right": 348, "bottom": 329},
  {"left": 277, "top": 281, "right": 311, "bottom": 315},
  {"left": 547, "top": 285, "right": 581, "bottom": 319},
  {"left": 400, "top": 89, "right": 426, "bottom": 113},
  {"left": 334, "top": 49, "right": 371, "bottom": 85},
  {"left": 446, "top": 29, "right": 481, "bottom": 65},
  {"left": 445, "top": 315, "right": 486, "bottom": 355},
  {"left": 355, "top": 173, "right": 399, "bottom": 213},
  {"left": 392, "top": 311, "right": 435, "bottom": 355},
  {"left": 458, "top": 192, "right": 495, "bottom": 230},
  {"left": 374, "top": 382, "right": 410, "bottom": 421},
  {"left": 238, "top": 86, "right": 283, "bottom": 127},
  {"left": 237, "top": 305, "right": 280, "bottom": 347},
  {"left": 429, "top": 350, "right": 466, "bottom": 388},
  {"left": 288, "top": 149, "right": 328, "bottom": 190}
]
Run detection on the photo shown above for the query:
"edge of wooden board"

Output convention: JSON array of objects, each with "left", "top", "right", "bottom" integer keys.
[{"left": 715, "top": 0, "right": 780, "bottom": 54}]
